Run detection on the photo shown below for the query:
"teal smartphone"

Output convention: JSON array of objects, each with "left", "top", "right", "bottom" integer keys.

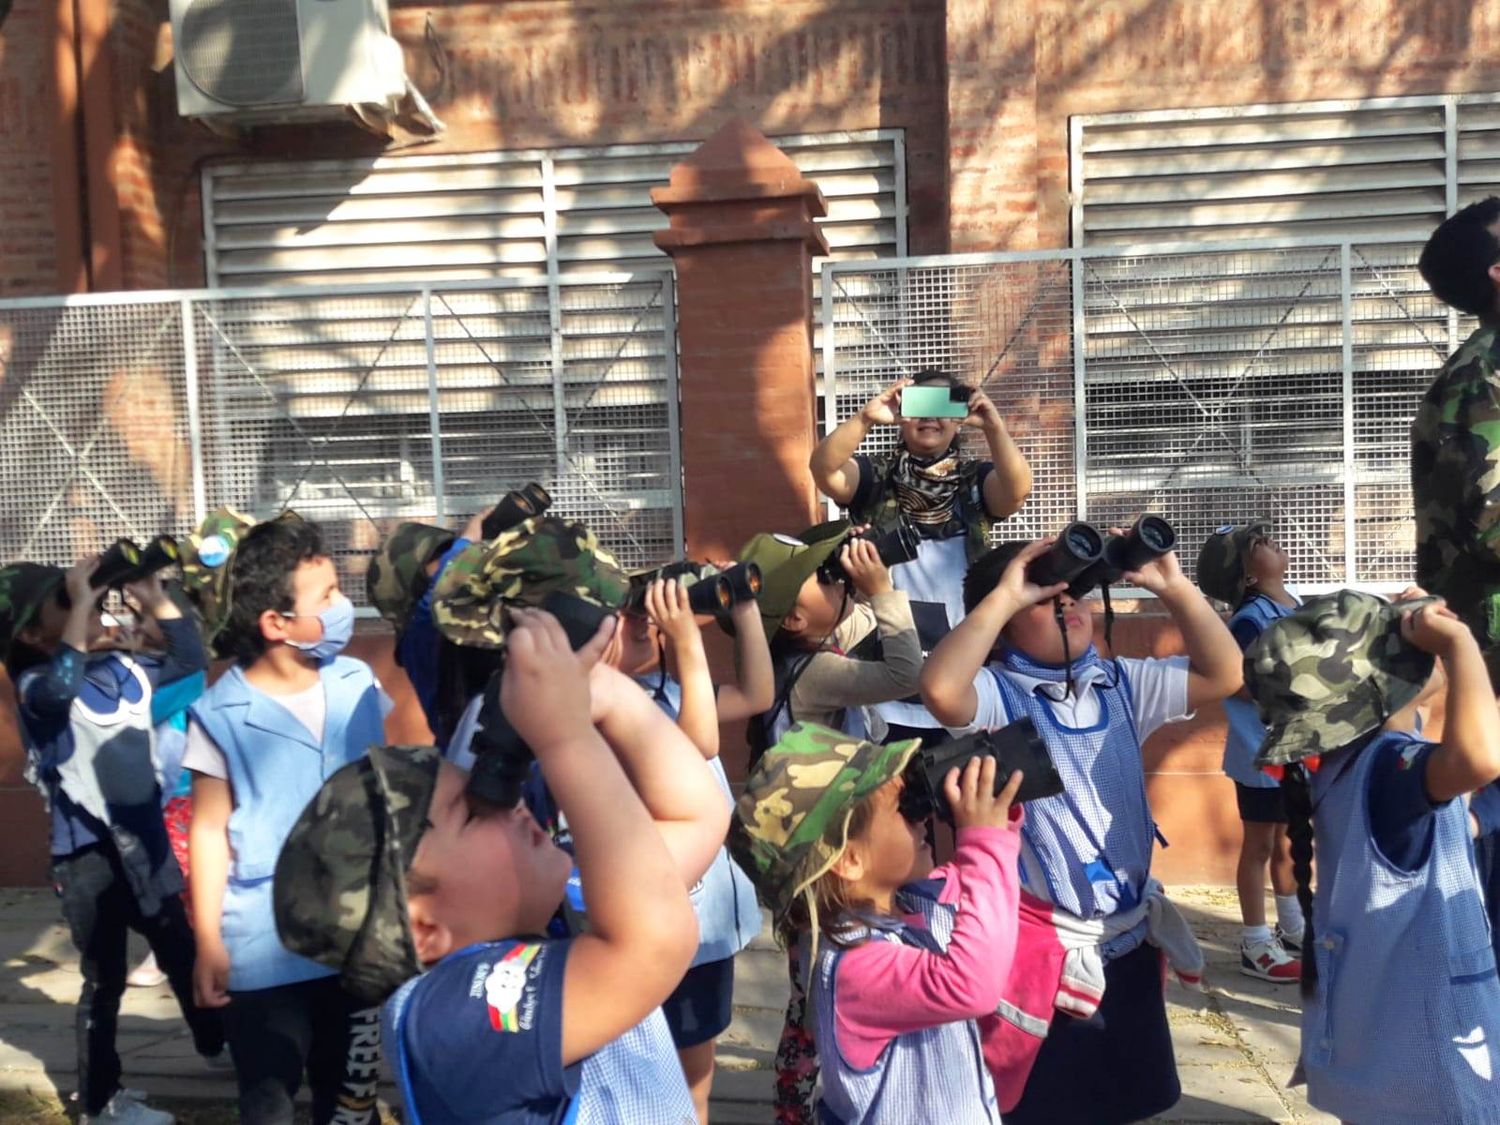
[{"left": 901, "top": 384, "right": 970, "bottom": 418}]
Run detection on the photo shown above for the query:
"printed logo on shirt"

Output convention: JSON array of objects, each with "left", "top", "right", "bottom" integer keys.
[
  {"left": 1397, "top": 741, "right": 1424, "bottom": 771},
  {"left": 484, "top": 944, "right": 542, "bottom": 1032}
]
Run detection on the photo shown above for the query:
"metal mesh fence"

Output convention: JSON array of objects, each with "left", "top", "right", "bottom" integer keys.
[
  {"left": 822, "top": 237, "right": 1461, "bottom": 593},
  {"left": 0, "top": 272, "right": 681, "bottom": 610}
]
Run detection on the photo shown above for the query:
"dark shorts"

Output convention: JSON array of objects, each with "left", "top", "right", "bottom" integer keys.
[
  {"left": 1235, "top": 781, "right": 1288, "bottom": 824},
  {"left": 1004, "top": 941, "right": 1180, "bottom": 1125},
  {"left": 662, "top": 957, "right": 735, "bottom": 1048}
]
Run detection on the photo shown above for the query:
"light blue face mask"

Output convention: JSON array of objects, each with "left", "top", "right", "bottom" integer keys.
[{"left": 283, "top": 594, "right": 354, "bottom": 663}]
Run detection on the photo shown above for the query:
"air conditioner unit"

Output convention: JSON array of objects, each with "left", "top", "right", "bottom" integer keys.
[{"left": 169, "top": 0, "right": 407, "bottom": 123}]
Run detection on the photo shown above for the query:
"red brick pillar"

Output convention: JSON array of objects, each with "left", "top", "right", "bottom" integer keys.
[{"left": 652, "top": 118, "right": 830, "bottom": 562}]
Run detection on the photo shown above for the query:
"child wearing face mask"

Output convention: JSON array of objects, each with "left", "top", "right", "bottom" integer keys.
[{"left": 184, "top": 514, "right": 390, "bottom": 1125}]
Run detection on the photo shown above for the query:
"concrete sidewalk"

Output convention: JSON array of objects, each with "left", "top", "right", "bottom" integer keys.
[{"left": 0, "top": 885, "right": 1331, "bottom": 1123}]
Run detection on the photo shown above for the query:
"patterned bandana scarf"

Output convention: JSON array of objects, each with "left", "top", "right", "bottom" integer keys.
[
  {"left": 997, "top": 639, "right": 1116, "bottom": 700},
  {"left": 890, "top": 444, "right": 962, "bottom": 530}
]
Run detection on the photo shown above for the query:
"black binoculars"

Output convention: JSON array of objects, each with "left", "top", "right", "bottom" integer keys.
[
  {"left": 1027, "top": 516, "right": 1177, "bottom": 598},
  {"left": 897, "top": 719, "right": 1065, "bottom": 825},
  {"left": 91, "top": 535, "right": 180, "bottom": 590},
  {"left": 819, "top": 520, "right": 921, "bottom": 586},
  {"left": 625, "top": 561, "right": 762, "bottom": 617},
  {"left": 481, "top": 482, "right": 553, "bottom": 540}
]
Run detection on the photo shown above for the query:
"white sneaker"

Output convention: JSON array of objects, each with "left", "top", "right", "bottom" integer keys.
[
  {"left": 126, "top": 952, "right": 167, "bottom": 988},
  {"left": 80, "top": 1091, "right": 175, "bottom": 1124},
  {"left": 1240, "top": 935, "right": 1302, "bottom": 983}
]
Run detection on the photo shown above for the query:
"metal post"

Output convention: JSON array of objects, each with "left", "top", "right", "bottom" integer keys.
[
  {"left": 423, "top": 288, "right": 446, "bottom": 521},
  {"left": 661, "top": 272, "right": 685, "bottom": 555},
  {"left": 1070, "top": 252, "right": 1088, "bottom": 520},
  {"left": 1340, "top": 243, "right": 1357, "bottom": 582},
  {"left": 821, "top": 266, "right": 841, "bottom": 520},
  {"left": 542, "top": 156, "right": 569, "bottom": 478},
  {"left": 180, "top": 297, "right": 208, "bottom": 523},
  {"left": 1445, "top": 98, "right": 1461, "bottom": 352}
]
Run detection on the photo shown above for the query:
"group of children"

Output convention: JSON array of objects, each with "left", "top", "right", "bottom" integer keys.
[{"left": 10, "top": 225, "right": 1500, "bottom": 1125}]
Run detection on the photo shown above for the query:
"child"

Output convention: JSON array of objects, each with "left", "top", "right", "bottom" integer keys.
[
  {"left": 271, "top": 609, "right": 729, "bottom": 1123},
  {"left": 729, "top": 722, "right": 1025, "bottom": 1123},
  {"left": 738, "top": 522, "right": 923, "bottom": 746},
  {"left": 628, "top": 577, "right": 772, "bottom": 1121},
  {"left": 810, "top": 369, "right": 1033, "bottom": 744},
  {"left": 1244, "top": 591, "right": 1500, "bottom": 1124},
  {"left": 1195, "top": 520, "right": 1305, "bottom": 982},
  {"left": 735, "top": 523, "right": 924, "bottom": 1122},
  {"left": 184, "top": 515, "right": 387, "bottom": 1125},
  {"left": 4, "top": 557, "right": 224, "bottom": 1125},
  {"left": 921, "top": 536, "right": 1240, "bottom": 1124}
]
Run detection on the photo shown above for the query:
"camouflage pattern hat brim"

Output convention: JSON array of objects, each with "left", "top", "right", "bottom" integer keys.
[
  {"left": 729, "top": 722, "right": 922, "bottom": 921},
  {"left": 273, "top": 744, "right": 442, "bottom": 1006},
  {"left": 736, "top": 521, "right": 850, "bottom": 643},
  {"left": 366, "top": 523, "right": 457, "bottom": 634},
  {"left": 431, "top": 515, "right": 629, "bottom": 649},
  {"left": 1194, "top": 519, "right": 1271, "bottom": 606},
  {"left": 177, "top": 506, "right": 256, "bottom": 652},
  {"left": 0, "top": 563, "right": 66, "bottom": 657},
  {"left": 1246, "top": 590, "right": 1436, "bottom": 769}
]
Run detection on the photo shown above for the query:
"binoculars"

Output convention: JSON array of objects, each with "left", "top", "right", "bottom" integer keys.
[
  {"left": 481, "top": 482, "right": 552, "bottom": 540},
  {"left": 625, "top": 561, "right": 762, "bottom": 617},
  {"left": 897, "top": 719, "right": 1065, "bottom": 825},
  {"left": 818, "top": 520, "right": 921, "bottom": 586},
  {"left": 91, "top": 535, "right": 181, "bottom": 590},
  {"left": 1027, "top": 516, "right": 1177, "bottom": 598}
]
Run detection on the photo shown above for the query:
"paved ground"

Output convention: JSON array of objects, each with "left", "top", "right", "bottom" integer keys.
[{"left": 0, "top": 885, "right": 1331, "bottom": 1123}]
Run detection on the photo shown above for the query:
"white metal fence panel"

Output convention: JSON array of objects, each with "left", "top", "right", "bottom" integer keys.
[
  {"left": 822, "top": 237, "right": 1458, "bottom": 594},
  {"left": 0, "top": 271, "right": 682, "bottom": 611}
]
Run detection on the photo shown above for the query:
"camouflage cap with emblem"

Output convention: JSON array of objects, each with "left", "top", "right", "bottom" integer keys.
[
  {"left": 366, "top": 523, "right": 457, "bottom": 654},
  {"left": 176, "top": 506, "right": 256, "bottom": 653},
  {"left": 735, "top": 521, "right": 852, "bottom": 644},
  {"left": 1194, "top": 519, "right": 1273, "bottom": 607},
  {"left": 273, "top": 744, "right": 443, "bottom": 1005},
  {"left": 728, "top": 721, "right": 921, "bottom": 927},
  {"left": 431, "top": 515, "right": 629, "bottom": 649},
  {"left": 1245, "top": 590, "right": 1437, "bottom": 769},
  {"left": 0, "top": 562, "right": 67, "bottom": 662}
]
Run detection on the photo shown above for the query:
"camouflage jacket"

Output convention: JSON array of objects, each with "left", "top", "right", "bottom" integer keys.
[{"left": 1412, "top": 322, "right": 1500, "bottom": 662}]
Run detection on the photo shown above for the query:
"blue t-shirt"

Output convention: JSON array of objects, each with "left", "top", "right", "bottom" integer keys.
[
  {"left": 1471, "top": 784, "right": 1500, "bottom": 964},
  {"left": 398, "top": 535, "right": 471, "bottom": 743},
  {"left": 1221, "top": 592, "right": 1300, "bottom": 789}
]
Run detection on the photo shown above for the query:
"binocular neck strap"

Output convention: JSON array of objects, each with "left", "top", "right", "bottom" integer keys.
[{"left": 1051, "top": 598, "right": 1076, "bottom": 700}]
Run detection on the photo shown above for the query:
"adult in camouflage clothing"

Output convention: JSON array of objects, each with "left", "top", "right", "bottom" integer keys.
[
  {"left": 1241, "top": 590, "right": 1500, "bottom": 1124},
  {"left": 809, "top": 368, "right": 1033, "bottom": 745},
  {"left": 272, "top": 607, "right": 726, "bottom": 1123},
  {"left": 1414, "top": 197, "right": 1500, "bottom": 687}
]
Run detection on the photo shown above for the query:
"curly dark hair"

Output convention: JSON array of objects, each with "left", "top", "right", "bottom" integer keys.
[
  {"left": 220, "top": 517, "right": 326, "bottom": 666},
  {"left": 1419, "top": 197, "right": 1500, "bottom": 317}
]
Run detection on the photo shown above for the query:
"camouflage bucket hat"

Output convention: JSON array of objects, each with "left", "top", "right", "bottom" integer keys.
[
  {"left": 178, "top": 506, "right": 256, "bottom": 649},
  {"left": 431, "top": 515, "right": 629, "bottom": 649},
  {"left": 366, "top": 523, "right": 457, "bottom": 634},
  {"left": 1194, "top": 519, "right": 1272, "bottom": 606},
  {"left": 736, "top": 521, "right": 850, "bottom": 643},
  {"left": 1245, "top": 590, "right": 1437, "bottom": 769},
  {"left": 729, "top": 722, "right": 921, "bottom": 921},
  {"left": 0, "top": 563, "right": 66, "bottom": 659},
  {"left": 273, "top": 744, "right": 443, "bottom": 1006}
]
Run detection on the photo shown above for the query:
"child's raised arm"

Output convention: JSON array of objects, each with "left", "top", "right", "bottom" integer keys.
[
  {"left": 1403, "top": 602, "right": 1500, "bottom": 802},
  {"left": 716, "top": 595, "right": 775, "bottom": 722},
  {"left": 1125, "top": 548, "right": 1242, "bottom": 709},
  {"left": 644, "top": 578, "right": 719, "bottom": 760},
  {"left": 922, "top": 539, "right": 1064, "bottom": 727},
  {"left": 500, "top": 610, "right": 699, "bottom": 1065}
]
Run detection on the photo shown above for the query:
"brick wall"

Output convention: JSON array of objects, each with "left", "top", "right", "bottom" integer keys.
[{"left": 0, "top": 3, "right": 66, "bottom": 295}]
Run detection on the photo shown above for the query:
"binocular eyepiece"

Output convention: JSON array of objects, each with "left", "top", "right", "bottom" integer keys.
[
  {"left": 1026, "top": 516, "right": 1176, "bottom": 598},
  {"left": 896, "top": 719, "right": 1064, "bottom": 825},
  {"left": 625, "top": 561, "right": 763, "bottom": 617},
  {"left": 819, "top": 520, "right": 921, "bottom": 586},
  {"left": 481, "top": 482, "right": 553, "bottom": 540},
  {"left": 91, "top": 535, "right": 181, "bottom": 590}
]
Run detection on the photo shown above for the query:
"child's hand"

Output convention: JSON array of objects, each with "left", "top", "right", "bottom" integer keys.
[
  {"left": 65, "top": 556, "right": 99, "bottom": 606},
  {"left": 841, "top": 538, "right": 892, "bottom": 597},
  {"left": 1401, "top": 599, "right": 1471, "bottom": 657},
  {"left": 501, "top": 609, "right": 614, "bottom": 751},
  {"left": 644, "top": 578, "right": 703, "bottom": 650},
  {"left": 989, "top": 537, "right": 1068, "bottom": 612},
  {"left": 943, "top": 754, "right": 1025, "bottom": 831},
  {"left": 962, "top": 387, "right": 1004, "bottom": 431},
  {"left": 193, "top": 938, "right": 232, "bottom": 1009},
  {"left": 122, "top": 574, "right": 171, "bottom": 616},
  {"left": 1122, "top": 543, "right": 1187, "bottom": 596},
  {"left": 859, "top": 378, "right": 911, "bottom": 427}
]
